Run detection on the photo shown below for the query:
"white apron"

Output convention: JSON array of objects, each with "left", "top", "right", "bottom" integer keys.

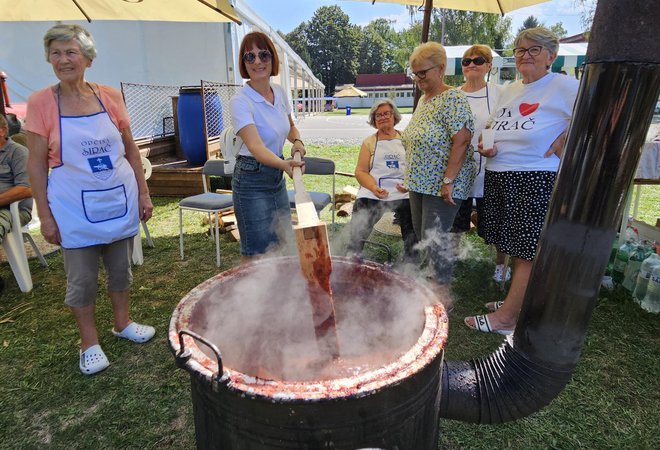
[
  {"left": 48, "top": 88, "right": 139, "bottom": 249},
  {"left": 357, "top": 136, "right": 408, "bottom": 201}
]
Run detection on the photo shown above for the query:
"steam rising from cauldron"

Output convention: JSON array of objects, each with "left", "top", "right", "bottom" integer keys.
[{"left": 192, "top": 260, "right": 442, "bottom": 381}]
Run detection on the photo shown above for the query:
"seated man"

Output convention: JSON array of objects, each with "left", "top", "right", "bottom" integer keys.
[
  {"left": 0, "top": 114, "right": 33, "bottom": 294},
  {"left": 6, "top": 113, "right": 28, "bottom": 147}
]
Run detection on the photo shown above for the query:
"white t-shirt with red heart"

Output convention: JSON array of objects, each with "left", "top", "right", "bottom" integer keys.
[{"left": 486, "top": 72, "right": 579, "bottom": 172}]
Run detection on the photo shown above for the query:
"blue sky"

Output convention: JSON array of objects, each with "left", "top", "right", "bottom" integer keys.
[{"left": 241, "top": 0, "right": 594, "bottom": 39}]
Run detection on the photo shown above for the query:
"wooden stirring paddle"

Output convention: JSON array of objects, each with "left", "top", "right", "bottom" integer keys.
[{"left": 292, "top": 152, "right": 340, "bottom": 359}]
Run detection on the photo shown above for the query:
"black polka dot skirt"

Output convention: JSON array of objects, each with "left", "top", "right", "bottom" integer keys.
[{"left": 482, "top": 170, "right": 557, "bottom": 261}]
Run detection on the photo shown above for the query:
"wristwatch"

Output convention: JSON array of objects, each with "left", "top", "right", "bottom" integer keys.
[{"left": 442, "top": 177, "right": 454, "bottom": 185}]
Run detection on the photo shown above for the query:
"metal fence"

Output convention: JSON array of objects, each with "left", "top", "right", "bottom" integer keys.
[
  {"left": 120, "top": 82, "right": 179, "bottom": 140},
  {"left": 120, "top": 81, "right": 242, "bottom": 148},
  {"left": 200, "top": 80, "right": 242, "bottom": 141}
]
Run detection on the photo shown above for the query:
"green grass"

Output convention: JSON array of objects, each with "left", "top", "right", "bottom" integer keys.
[
  {"left": 0, "top": 145, "right": 658, "bottom": 449},
  {"left": 636, "top": 185, "right": 659, "bottom": 226}
]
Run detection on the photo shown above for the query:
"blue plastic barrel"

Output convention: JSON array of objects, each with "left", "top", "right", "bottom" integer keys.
[
  {"left": 177, "top": 86, "right": 216, "bottom": 166},
  {"left": 346, "top": 105, "right": 352, "bottom": 116}
]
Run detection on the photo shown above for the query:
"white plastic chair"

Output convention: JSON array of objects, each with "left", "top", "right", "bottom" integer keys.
[
  {"left": 179, "top": 159, "right": 233, "bottom": 267},
  {"left": 132, "top": 156, "right": 155, "bottom": 265},
  {"left": 2, "top": 201, "right": 47, "bottom": 293}
]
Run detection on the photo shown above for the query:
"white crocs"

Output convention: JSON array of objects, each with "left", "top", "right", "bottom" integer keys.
[
  {"left": 80, "top": 344, "right": 110, "bottom": 375},
  {"left": 112, "top": 322, "right": 155, "bottom": 343}
]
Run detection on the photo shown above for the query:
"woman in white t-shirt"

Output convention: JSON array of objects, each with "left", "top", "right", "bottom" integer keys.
[
  {"left": 230, "top": 32, "right": 305, "bottom": 262},
  {"left": 451, "top": 45, "right": 507, "bottom": 279},
  {"left": 465, "top": 27, "right": 579, "bottom": 335}
]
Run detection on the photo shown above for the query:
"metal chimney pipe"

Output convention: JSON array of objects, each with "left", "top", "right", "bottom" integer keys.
[{"left": 440, "top": 0, "right": 660, "bottom": 423}]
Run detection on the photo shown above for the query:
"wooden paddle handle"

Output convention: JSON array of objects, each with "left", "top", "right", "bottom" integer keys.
[{"left": 292, "top": 151, "right": 305, "bottom": 194}]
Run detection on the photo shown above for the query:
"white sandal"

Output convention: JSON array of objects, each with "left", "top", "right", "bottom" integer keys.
[
  {"left": 80, "top": 345, "right": 110, "bottom": 375},
  {"left": 112, "top": 322, "right": 155, "bottom": 343},
  {"left": 485, "top": 300, "right": 505, "bottom": 312}
]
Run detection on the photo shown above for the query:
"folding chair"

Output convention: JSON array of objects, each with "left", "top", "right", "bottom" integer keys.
[
  {"left": 179, "top": 159, "right": 233, "bottom": 267},
  {"left": 287, "top": 157, "right": 336, "bottom": 224},
  {"left": 2, "top": 201, "right": 46, "bottom": 293},
  {"left": 132, "top": 156, "right": 155, "bottom": 265}
]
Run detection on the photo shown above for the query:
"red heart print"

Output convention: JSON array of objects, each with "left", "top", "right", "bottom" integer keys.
[{"left": 519, "top": 103, "right": 540, "bottom": 116}]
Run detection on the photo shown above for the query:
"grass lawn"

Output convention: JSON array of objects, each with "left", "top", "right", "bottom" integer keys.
[{"left": 0, "top": 144, "right": 658, "bottom": 449}]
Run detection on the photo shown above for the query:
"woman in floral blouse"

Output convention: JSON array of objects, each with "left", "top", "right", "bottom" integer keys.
[{"left": 402, "top": 41, "right": 475, "bottom": 285}]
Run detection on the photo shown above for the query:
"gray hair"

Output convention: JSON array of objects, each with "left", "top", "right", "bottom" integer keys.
[
  {"left": 43, "top": 24, "right": 97, "bottom": 61},
  {"left": 368, "top": 99, "right": 402, "bottom": 128},
  {"left": 514, "top": 26, "right": 559, "bottom": 55},
  {"left": 0, "top": 114, "right": 7, "bottom": 129}
]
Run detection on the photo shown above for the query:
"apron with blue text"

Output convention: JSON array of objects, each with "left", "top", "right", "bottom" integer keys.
[
  {"left": 48, "top": 88, "right": 139, "bottom": 249},
  {"left": 357, "top": 136, "right": 408, "bottom": 201}
]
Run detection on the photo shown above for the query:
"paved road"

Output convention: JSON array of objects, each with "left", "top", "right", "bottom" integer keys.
[{"left": 296, "top": 113, "right": 412, "bottom": 145}]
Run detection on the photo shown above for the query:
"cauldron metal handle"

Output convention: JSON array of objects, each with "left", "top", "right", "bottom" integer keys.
[{"left": 177, "top": 329, "right": 225, "bottom": 381}]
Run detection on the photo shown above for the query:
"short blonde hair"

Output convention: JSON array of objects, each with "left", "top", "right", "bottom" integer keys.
[
  {"left": 367, "top": 99, "right": 402, "bottom": 128},
  {"left": 463, "top": 44, "right": 493, "bottom": 63},
  {"left": 409, "top": 41, "right": 447, "bottom": 70},
  {"left": 43, "top": 24, "right": 97, "bottom": 61}
]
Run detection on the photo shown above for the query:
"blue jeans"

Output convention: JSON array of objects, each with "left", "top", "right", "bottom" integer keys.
[
  {"left": 408, "top": 191, "right": 461, "bottom": 283},
  {"left": 232, "top": 156, "right": 292, "bottom": 256}
]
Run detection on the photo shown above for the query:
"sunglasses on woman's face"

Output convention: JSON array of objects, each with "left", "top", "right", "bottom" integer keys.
[
  {"left": 243, "top": 50, "right": 272, "bottom": 64},
  {"left": 461, "top": 56, "right": 487, "bottom": 67}
]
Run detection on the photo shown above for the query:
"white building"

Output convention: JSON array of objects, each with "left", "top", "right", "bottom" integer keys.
[{"left": 0, "top": 0, "right": 323, "bottom": 118}]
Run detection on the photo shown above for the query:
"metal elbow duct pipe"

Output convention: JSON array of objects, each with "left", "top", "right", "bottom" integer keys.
[{"left": 440, "top": 0, "right": 660, "bottom": 424}]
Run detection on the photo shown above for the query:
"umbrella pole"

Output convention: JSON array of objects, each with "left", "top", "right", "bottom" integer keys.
[{"left": 414, "top": 0, "right": 434, "bottom": 111}]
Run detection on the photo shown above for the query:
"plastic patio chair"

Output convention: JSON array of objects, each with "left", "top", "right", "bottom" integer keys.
[
  {"left": 287, "top": 156, "right": 336, "bottom": 224},
  {"left": 179, "top": 159, "right": 233, "bottom": 267},
  {"left": 132, "top": 156, "right": 155, "bottom": 265},
  {"left": 2, "top": 200, "right": 47, "bottom": 293}
]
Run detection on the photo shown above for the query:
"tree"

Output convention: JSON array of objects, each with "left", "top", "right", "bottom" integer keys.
[
  {"left": 576, "top": 0, "right": 597, "bottom": 32},
  {"left": 306, "top": 6, "right": 359, "bottom": 96},
  {"left": 284, "top": 23, "right": 312, "bottom": 68},
  {"left": 357, "top": 18, "right": 401, "bottom": 74},
  {"left": 431, "top": 10, "right": 511, "bottom": 51},
  {"left": 392, "top": 22, "right": 423, "bottom": 73},
  {"left": 517, "top": 15, "right": 541, "bottom": 34},
  {"left": 549, "top": 22, "right": 568, "bottom": 39}
]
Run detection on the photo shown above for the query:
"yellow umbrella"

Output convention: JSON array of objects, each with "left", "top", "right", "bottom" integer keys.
[
  {"left": 346, "top": 0, "right": 550, "bottom": 42},
  {"left": 345, "top": 0, "right": 550, "bottom": 15},
  {"left": 0, "top": 0, "right": 241, "bottom": 23},
  {"left": 334, "top": 86, "right": 369, "bottom": 98}
]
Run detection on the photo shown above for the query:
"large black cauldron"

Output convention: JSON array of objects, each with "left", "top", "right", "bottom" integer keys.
[{"left": 169, "top": 257, "right": 448, "bottom": 449}]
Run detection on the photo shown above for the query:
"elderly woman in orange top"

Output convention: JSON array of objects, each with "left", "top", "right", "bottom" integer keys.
[{"left": 25, "top": 24, "right": 154, "bottom": 375}]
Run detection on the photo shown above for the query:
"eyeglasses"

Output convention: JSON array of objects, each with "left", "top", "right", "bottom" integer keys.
[
  {"left": 243, "top": 50, "right": 272, "bottom": 64},
  {"left": 513, "top": 45, "right": 544, "bottom": 58},
  {"left": 375, "top": 111, "right": 393, "bottom": 120},
  {"left": 461, "top": 56, "right": 488, "bottom": 67},
  {"left": 411, "top": 65, "right": 438, "bottom": 80}
]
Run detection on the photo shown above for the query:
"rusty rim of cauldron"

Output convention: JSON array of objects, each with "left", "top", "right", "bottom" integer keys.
[{"left": 168, "top": 256, "right": 449, "bottom": 401}]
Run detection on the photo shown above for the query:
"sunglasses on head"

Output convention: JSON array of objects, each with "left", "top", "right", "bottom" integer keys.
[
  {"left": 243, "top": 50, "right": 272, "bottom": 64},
  {"left": 461, "top": 56, "right": 487, "bottom": 67}
]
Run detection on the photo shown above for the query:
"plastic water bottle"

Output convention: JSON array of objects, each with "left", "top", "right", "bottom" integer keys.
[
  {"left": 622, "top": 245, "right": 649, "bottom": 292},
  {"left": 640, "top": 264, "right": 660, "bottom": 313},
  {"left": 612, "top": 241, "right": 635, "bottom": 285},
  {"left": 633, "top": 253, "right": 660, "bottom": 303},
  {"left": 605, "top": 238, "right": 620, "bottom": 276}
]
